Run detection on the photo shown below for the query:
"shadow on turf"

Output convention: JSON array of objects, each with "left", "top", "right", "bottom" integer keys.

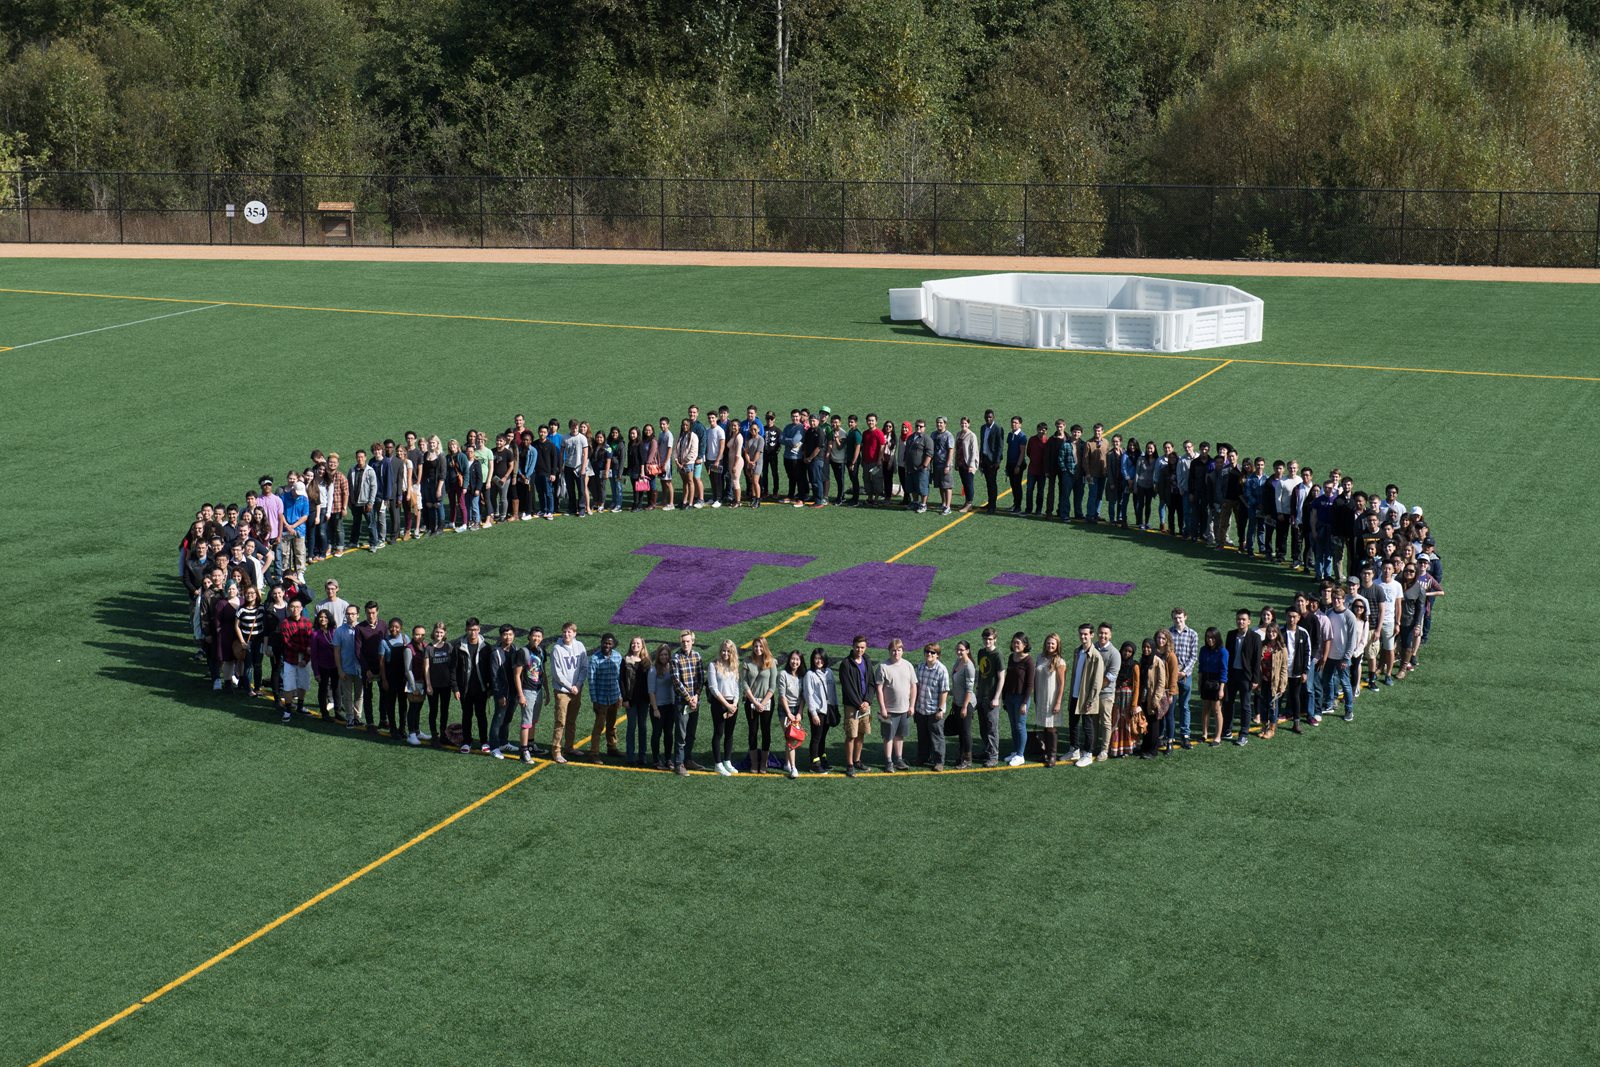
[
  {"left": 89, "top": 578, "right": 409, "bottom": 744},
  {"left": 982, "top": 507, "right": 1313, "bottom": 605}
]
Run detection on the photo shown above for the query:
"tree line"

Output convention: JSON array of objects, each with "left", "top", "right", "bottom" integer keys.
[{"left": 2, "top": 2, "right": 1597, "bottom": 260}]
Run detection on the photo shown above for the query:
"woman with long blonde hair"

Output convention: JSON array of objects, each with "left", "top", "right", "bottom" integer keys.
[
  {"left": 742, "top": 635, "right": 781, "bottom": 774},
  {"left": 707, "top": 638, "right": 742, "bottom": 775},
  {"left": 1033, "top": 632, "right": 1067, "bottom": 766}
]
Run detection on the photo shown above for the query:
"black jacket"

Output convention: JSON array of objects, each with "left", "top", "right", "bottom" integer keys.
[
  {"left": 838, "top": 655, "right": 876, "bottom": 708},
  {"left": 1225, "top": 629, "right": 1263, "bottom": 685},
  {"left": 453, "top": 638, "right": 496, "bottom": 695}
]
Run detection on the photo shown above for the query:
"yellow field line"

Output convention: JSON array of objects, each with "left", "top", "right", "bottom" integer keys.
[
  {"left": 27, "top": 761, "right": 551, "bottom": 1067},
  {"left": 8, "top": 284, "right": 1592, "bottom": 381}
]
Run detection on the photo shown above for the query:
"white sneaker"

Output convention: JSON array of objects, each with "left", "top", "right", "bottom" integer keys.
[
  {"left": 323, "top": 702, "right": 335, "bottom": 713},
  {"left": 716, "top": 762, "right": 731, "bottom": 776},
  {"left": 213, "top": 679, "right": 224, "bottom": 691},
  {"left": 663, "top": 504, "right": 675, "bottom": 511},
  {"left": 693, "top": 501, "right": 704, "bottom": 509},
  {"left": 499, "top": 743, "right": 519, "bottom": 754},
  {"left": 611, "top": 506, "right": 622, "bottom": 513},
  {"left": 1007, "top": 753, "right": 1023, "bottom": 766},
  {"left": 460, "top": 744, "right": 473, "bottom": 754},
  {"left": 727, "top": 763, "right": 739, "bottom": 775},
  {"left": 711, "top": 501, "right": 721, "bottom": 508},
  {"left": 407, "top": 732, "right": 421, "bottom": 746},
  {"left": 787, "top": 765, "right": 798, "bottom": 778},
  {"left": 1065, "top": 747, "right": 1080, "bottom": 761},
  {"left": 1075, "top": 753, "right": 1094, "bottom": 768},
  {"left": 419, "top": 732, "right": 433, "bottom": 741},
  {"left": 492, "top": 748, "right": 506, "bottom": 759}
]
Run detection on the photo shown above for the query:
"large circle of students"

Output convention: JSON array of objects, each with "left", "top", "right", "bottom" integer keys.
[{"left": 184, "top": 405, "right": 1445, "bottom": 778}]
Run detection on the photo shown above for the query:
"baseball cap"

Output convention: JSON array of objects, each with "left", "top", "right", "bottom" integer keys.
[
  {"left": 1346, "top": 576, "right": 1361, "bottom": 586},
  {"left": 1423, "top": 537, "right": 1436, "bottom": 547},
  {"left": 819, "top": 405, "right": 831, "bottom": 416},
  {"left": 1410, "top": 505, "right": 1423, "bottom": 515},
  {"left": 259, "top": 475, "right": 274, "bottom": 487}
]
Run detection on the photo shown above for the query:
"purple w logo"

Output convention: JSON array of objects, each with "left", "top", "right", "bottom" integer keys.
[{"left": 611, "top": 544, "right": 1133, "bottom": 647}]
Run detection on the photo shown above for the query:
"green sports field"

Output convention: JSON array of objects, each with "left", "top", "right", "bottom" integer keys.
[{"left": 2, "top": 257, "right": 1597, "bottom": 1066}]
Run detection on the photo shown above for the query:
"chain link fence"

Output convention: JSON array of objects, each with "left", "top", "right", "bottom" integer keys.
[{"left": 3, "top": 171, "right": 1596, "bottom": 267}]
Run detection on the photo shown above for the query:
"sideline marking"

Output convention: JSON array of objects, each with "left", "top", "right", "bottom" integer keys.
[
  {"left": 6, "top": 285, "right": 1594, "bottom": 381},
  {"left": 3, "top": 302, "right": 223, "bottom": 351},
  {"left": 746, "top": 361, "right": 1236, "bottom": 651},
  {"left": 26, "top": 761, "right": 551, "bottom": 1067}
]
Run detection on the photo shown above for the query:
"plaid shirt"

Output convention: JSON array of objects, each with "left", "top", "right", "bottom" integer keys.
[
  {"left": 279, "top": 615, "right": 313, "bottom": 666},
  {"left": 326, "top": 471, "right": 349, "bottom": 515},
  {"left": 914, "top": 660, "right": 950, "bottom": 715},
  {"left": 1170, "top": 625, "right": 1199, "bottom": 676},
  {"left": 670, "top": 649, "right": 704, "bottom": 702},
  {"left": 588, "top": 649, "right": 622, "bottom": 704}
]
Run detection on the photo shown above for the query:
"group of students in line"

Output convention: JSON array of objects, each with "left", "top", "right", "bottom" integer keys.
[{"left": 180, "top": 402, "right": 1445, "bottom": 775}]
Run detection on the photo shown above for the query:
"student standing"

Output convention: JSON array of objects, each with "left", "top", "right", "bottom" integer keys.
[
  {"left": 513, "top": 627, "right": 546, "bottom": 762},
  {"left": 1224, "top": 609, "right": 1263, "bottom": 746},
  {"left": 1198, "top": 627, "right": 1229, "bottom": 746},
  {"left": 803, "top": 648, "right": 838, "bottom": 773},
  {"left": 1032, "top": 633, "right": 1067, "bottom": 766},
  {"left": 707, "top": 639, "right": 742, "bottom": 775},
  {"left": 670, "top": 630, "right": 705, "bottom": 775},
  {"left": 453, "top": 618, "right": 494, "bottom": 754},
  {"left": 974, "top": 628, "right": 1003, "bottom": 767},
  {"left": 741, "top": 637, "right": 780, "bottom": 775},
  {"left": 548, "top": 622, "right": 589, "bottom": 763},
  {"left": 586, "top": 633, "right": 623, "bottom": 762},
  {"left": 875, "top": 638, "right": 918, "bottom": 773},
  {"left": 949, "top": 640, "right": 977, "bottom": 768},
  {"left": 913, "top": 643, "right": 951, "bottom": 770},
  {"left": 620, "top": 636, "right": 651, "bottom": 766},
  {"left": 838, "top": 635, "right": 876, "bottom": 778},
  {"left": 1001, "top": 632, "right": 1033, "bottom": 766}
]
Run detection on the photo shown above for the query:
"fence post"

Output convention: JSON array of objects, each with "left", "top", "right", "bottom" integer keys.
[
  {"left": 838, "top": 180, "right": 846, "bottom": 253},
  {"left": 659, "top": 178, "right": 666, "bottom": 250},
  {"left": 1205, "top": 187, "right": 1216, "bottom": 259},
  {"left": 1398, "top": 189, "right": 1407, "bottom": 263},
  {"left": 386, "top": 175, "right": 395, "bottom": 247},
  {"left": 1594, "top": 193, "right": 1599, "bottom": 269},
  {"left": 1021, "top": 184, "right": 1029, "bottom": 254},
  {"left": 298, "top": 175, "right": 307, "bottom": 246},
  {"left": 21, "top": 168, "right": 31, "bottom": 243},
  {"left": 205, "top": 172, "right": 213, "bottom": 245},
  {"left": 1493, "top": 191, "right": 1504, "bottom": 266},
  {"left": 478, "top": 176, "right": 486, "bottom": 248},
  {"left": 569, "top": 178, "right": 577, "bottom": 248},
  {"left": 117, "top": 171, "right": 125, "bottom": 243},
  {"left": 932, "top": 182, "right": 939, "bottom": 255},
  {"left": 749, "top": 178, "right": 756, "bottom": 252}
]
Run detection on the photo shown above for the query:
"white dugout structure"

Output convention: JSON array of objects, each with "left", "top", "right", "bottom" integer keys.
[{"left": 888, "top": 273, "right": 1264, "bottom": 354}]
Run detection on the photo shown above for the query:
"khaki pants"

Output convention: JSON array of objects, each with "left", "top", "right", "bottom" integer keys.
[
  {"left": 1093, "top": 689, "right": 1115, "bottom": 757},
  {"left": 279, "top": 531, "right": 307, "bottom": 576},
  {"left": 552, "top": 691, "right": 582, "bottom": 756},
  {"left": 338, "top": 673, "right": 363, "bottom": 724},
  {"left": 591, "top": 703, "right": 620, "bottom": 753}
]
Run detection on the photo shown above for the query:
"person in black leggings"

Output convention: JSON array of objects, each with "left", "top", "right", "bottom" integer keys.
[
  {"left": 764, "top": 651, "right": 802, "bottom": 774},
  {"left": 426, "top": 623, "right": 454, "bottom": 745},
  {"left": 647, "top": 645, "right": 676, "bottom": 768},
  {"left": 707, "top": 640, "right": 742, "bottom": 773},
  {"left": 804, "top": 648, "right": 837, "bottom": 772}
]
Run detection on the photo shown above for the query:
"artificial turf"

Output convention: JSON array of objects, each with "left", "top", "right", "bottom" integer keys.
[{"left": 1, "top": 258, "right": 1596, "bottom": 1065}]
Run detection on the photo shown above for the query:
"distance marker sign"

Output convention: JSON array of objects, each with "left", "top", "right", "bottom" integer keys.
[{"left": 243, "top": 200, "right": 269, "bottom": 225}]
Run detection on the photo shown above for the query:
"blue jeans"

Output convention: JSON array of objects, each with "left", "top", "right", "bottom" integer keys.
[
  {"left": 673, "top": 705, "right": 700, "bottom": 766},
  {"left": 1057, "top": 472, "right": 1074, "bottom": 520},
  {"left": 1316, "top": 661, "right": 1347, "bottom": 719},
  {"left": 467, "top": 495, "right": 481, "bottom": 524},
  {"left": 1069, "top": 472, "right": 1085, "bottom": 518},
  {"left": 537, "top": 476, "right": 555, "bottom": 516},
  {"left": 1344, "top": 661, "right": 1362, "bottom": 714},
  {"left": 626, "top": 698, "right": 650, "bottom": 760},
  {"left": 1085, "top": 476, "right": 1105, "bottom": 520},
  {"left": 307, "top": 516, "right": 327, "bottom": 559},
  {"left": 1244, "top": 509, "right": 1264, "bottom": 553},
  {"left": 1171, "top": 675, "right": 1192, "bottom": 740},
  {"left": 489, "top": 695, "right": 512, "bottom": 750},
  {"left": 608, "top": 475, "right": 622, "bottom": 510},
  {"left": 1003, "top": 694, "right": 1028, "bottom": 759},
  {"left": 809, "top": 459, "right": 827, "bottom": 505}
]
